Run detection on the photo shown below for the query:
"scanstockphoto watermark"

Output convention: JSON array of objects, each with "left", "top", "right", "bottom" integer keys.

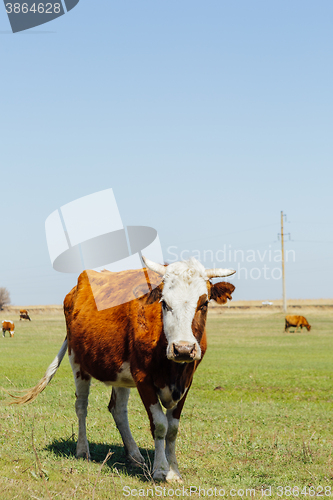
[
  {"left": 167, "top": 245, "right": 296, "bottom": 281},
  {"left": 123, "top": 485, "right": 256, "bottom": 497},
  {"left": 123, "top": 485, "right": 333, "bottom": 497}
]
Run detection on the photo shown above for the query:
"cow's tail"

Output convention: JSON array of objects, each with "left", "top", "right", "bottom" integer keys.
[{"left": 7, "top": 338, "right": 68, "bottom": 405}]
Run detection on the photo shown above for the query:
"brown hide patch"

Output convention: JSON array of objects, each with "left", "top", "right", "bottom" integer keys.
[
  {"left": 86, "top": 268, "right": 160, "bottom": 310},
  {"left": 196, "top": 294, "right": 208, "bottom": 311},
  {"left": 210, "top": 281, "right": 235, "bottom": 304},
  {"left": 64, "top": 269, "right": 164, "bottom": 385},
  {"left": 171, "top": 378, "right": 194, "bottom": 420},
  {"left": 132, "top": 283, "right": 150, "bottom": 299},
  {"left": 191, "top": 294, "right": 209, "bottom": 347},
  {"left": 152, "top": 359, "right": 199, "bottom": 415},
  {"left": 135, "top": 286, "right": 164, "bottom": 339}
]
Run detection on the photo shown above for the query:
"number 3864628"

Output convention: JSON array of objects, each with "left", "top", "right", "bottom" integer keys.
[{"left": 5, "top": 3, "right": 61, "bottom": 14}]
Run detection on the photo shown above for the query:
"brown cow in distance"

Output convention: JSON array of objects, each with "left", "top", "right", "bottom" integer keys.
[
  {"left": 9, "top": 258, "right": 236, "bottom": 482},
  {"left": 19, "top": 309, "right": 31, "bottom": 321},
  {"left": 2, "top": 320, "right": 15, "bottom": 337},
  {"left": 285, "top": 315, "right": 311, "bottom": 333}
]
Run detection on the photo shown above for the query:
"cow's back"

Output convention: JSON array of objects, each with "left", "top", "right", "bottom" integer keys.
[
  {"left": 64, "top": 269, "right": 163, "bottom": 383},
  {"left": 286, "top": 315, "right": 301, "bottom": 326}
]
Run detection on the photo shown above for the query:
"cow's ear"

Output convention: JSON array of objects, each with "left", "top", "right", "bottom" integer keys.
[
  {"left": 210, "top": 281, "right": 235, "bottom": 304},
  {"left": 146, "top": 283, "right": 163, "bottom": 304},
  {"left": 133, "top": 283, "right": 163, "bottom": 304}
]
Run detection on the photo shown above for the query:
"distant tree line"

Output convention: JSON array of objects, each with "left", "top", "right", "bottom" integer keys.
[{"left": 0, "top": 287, "right": 11, "bottom": 310}]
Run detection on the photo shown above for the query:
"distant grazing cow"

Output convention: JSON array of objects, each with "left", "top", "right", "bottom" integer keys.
[
  {"left": 285, "top": 315, "right": 311, "bottom": 333},
  {"left": 2, "top": 320, "right": 15, "bottom": 337},
  {"left": 19, "top": 309, "right": 31, "bottom": 321},
  {"left": 9, "top": 258, "right": 235, "bottom": 482}
]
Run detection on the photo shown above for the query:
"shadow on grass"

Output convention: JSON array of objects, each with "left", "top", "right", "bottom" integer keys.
[{"left": 45, "top": 438, "right": 155, "bottom": 480}]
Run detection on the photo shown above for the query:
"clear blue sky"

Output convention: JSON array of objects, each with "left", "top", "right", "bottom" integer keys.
[{"left": 1, "top": 0, "right": 332, "bottom": 305}]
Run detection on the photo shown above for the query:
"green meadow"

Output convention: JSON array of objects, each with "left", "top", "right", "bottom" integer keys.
[{"left": 0, "top": 310, "right": 332, "bottom": 499}]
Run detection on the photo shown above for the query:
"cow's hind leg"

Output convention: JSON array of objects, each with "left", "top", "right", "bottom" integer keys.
[
  {"left": 108, "top": 387, "right": 144, "bottom": 465},
  {"left": 69, "top": 352, "right": 91, "bottom": 459}
]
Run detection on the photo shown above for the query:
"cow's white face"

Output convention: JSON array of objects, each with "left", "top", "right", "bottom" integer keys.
[
  {"left": 160, "top": 259, "right": 209, "bottom": 363},
  {"left": 143, "top": 256, "right": 236, "bottom": 364}
]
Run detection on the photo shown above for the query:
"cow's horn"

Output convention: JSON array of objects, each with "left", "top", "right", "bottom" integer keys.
[
  {"left": 205, "top": 268, "right": 236, "bottom": 279},
  {"left": 142, "top": 256, "right": 167, "bottom": 276}
]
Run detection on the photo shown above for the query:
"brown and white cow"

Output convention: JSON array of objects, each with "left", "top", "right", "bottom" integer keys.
[
  {"left": 19, "top": 309, "right": 31, "bottom": 321},
  {"left": 9, "top": 258, "right": 235, "bottom": 482},
  {"left": 285, "top": 315, "right": 311, "bottom": 333},
  {"left": 2, "top": 320, "right": 15, "bottom": 337}
]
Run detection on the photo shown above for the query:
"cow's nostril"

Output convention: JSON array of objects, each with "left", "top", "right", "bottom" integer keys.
[{"left": 172, "top": 343, "right": 196, "bottom": 357}]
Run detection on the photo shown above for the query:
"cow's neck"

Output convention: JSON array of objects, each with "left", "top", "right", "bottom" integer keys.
[{"left": 153, "top": 358, "right": 196, "bottom": 410}]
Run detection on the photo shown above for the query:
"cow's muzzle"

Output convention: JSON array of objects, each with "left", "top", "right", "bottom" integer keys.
[{"left": 169, "top": 341, "right": 199, "bottom": 363}]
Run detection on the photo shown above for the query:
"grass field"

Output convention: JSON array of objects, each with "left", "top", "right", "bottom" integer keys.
[{"left": 0, "top": 309, "right": 332, "bottom": 499}]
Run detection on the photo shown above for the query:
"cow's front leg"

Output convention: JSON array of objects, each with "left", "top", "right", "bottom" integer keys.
[
  {"left": 149, "top": 401, "right": 171, "bottom": 481},
  {"left": 165, "top": 408, "right": 181, "bottom": 481},
  {"left": 165, "top": 387, "right": 191, "bottom": 482},
  {"left": 137, "top": 383, "right": 172, "bottom": 481}
]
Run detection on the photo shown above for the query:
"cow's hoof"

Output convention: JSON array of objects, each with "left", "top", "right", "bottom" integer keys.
[
  {"left": 153, "top": 469, "right": 168, "bottom": 482},
  {"left": 76, "top": 447, "right": 91, "bottom": 460},
  {"left": 153, "top": 468, "right": 182, "bottom": 483},
  {"left": 166, "top": 469, "right": 183, "bottom": 483},
  {"left": 128, "top": 451, "right": 145, "bottom": 467},
  {"left": 76, "top": 452, "right": 91, "bottom": 460}
]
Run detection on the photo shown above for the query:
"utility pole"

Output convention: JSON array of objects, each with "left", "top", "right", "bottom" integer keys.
[
  {"left": 281, "top": 211, "right": 287, "bottom": 313},
  {"left": 278, "top": 212, "right": 290, "bottom": 313}
]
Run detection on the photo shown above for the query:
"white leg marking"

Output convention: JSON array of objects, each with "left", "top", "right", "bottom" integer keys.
[
  {"left": 150, "top": 402, "right": 170, "bottom": 481},
  {"left": 109, "top": 387, "right": 144, "bottom": 465},
  {"left": 165, "top": 410, "right": 182, "bottom": 482},
  {"left": 68, "top": 351, "right": 91, "bottom": 459}
]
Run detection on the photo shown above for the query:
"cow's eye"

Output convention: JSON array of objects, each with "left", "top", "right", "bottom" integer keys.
[
  {"left": 161, "top": 300, "right": 172, "bottom": 312},
  {"left": 199, "top": 301, "right": 209, "bottom": 311}
]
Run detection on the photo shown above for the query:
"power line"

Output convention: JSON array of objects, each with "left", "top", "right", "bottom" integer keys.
[
  {"left": 291, "top": 240, "right": 333, "bottom": 244},
  {"left": 172, "top": 223, "right": 279, "bottom": 245}
]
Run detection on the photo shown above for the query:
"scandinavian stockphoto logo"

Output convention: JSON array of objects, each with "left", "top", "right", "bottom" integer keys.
[
  {"left": 45, "top": 188, "right": 164, "bottom": 310},
  {"left": 3, "top": 0, "right": 80, "bottom": 33}
]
